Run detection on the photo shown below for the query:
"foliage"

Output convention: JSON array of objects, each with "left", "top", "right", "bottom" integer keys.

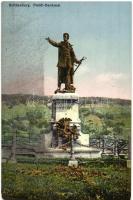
[
  {"left": 2, "top": 96, "right": 131, "bottom": 141},
  {"left": 79, "top": 104, "right": 131, "bottom": 139},
  {"left": 2, "top": 102, "right": 51, "bottom": 144}
]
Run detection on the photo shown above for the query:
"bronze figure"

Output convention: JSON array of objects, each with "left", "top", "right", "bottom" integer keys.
[{"left": 46, "top": 33, "right": 82, "bottom": 93}]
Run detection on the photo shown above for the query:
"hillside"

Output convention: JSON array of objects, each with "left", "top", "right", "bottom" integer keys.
[{"left": 2, "top": 94, "right": 131, "bottom": 141}]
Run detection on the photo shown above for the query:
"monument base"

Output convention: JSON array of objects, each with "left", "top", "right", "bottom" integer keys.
[
  {"left": 38, "top": 147, "right": 102, "bottom": 159},
  {"left": 49, "top": 92, "right": 102, "bottom": 159},
  {"left": 68, "top": 159, "right": 78, "bottom": 167}
]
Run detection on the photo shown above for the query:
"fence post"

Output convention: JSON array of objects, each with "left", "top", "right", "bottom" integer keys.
[
  {"left": 102, "top": 137, "right": 105, "bottom": 154},
  {"left": 10, "top": 130, "right": 17, "bottom": 163},
  {"left": 113, "top": 136, "right": 118, "bottom": 157},
  {"left": 98, "top": 138, "right": 100, "bottom": 148},
  {"left": 127, "top": 135, "right": 131, "bottom": 168},
  {"left": 128, "top": 135, "right": 131, "bottom": 160}
]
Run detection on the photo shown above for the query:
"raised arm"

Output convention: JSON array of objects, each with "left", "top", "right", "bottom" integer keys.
[{"left": 45, "top": 37, "right": 61, "bottom": 48}]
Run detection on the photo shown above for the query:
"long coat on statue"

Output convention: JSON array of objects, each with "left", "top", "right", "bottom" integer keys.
[{"left": 48, "top": 38, "right": 79, "bottom": 87}]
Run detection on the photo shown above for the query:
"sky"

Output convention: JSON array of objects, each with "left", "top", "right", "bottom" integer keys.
[{"left": 1, "top": 1, "right": 132, "bottom": 99}]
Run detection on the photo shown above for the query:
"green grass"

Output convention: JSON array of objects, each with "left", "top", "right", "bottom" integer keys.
[{"left": 2, "top": 160, "right": 131, "bottom": 200}]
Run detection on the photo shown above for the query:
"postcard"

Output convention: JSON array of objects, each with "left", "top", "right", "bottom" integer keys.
[{"left": 1, "top": 2, "right": 131, "bottom": 200}]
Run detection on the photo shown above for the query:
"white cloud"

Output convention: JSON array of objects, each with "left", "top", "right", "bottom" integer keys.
[
  {"left": 75, "top": 64, "right": 90, "bottom": 77},
  {"left": 3, "top": 71, "right": 131, "bottom": 99},
  {"left": 75, "top": 72, "right": 131, "bottom": 99},
  {"left": 45, "top": 76, "right": 57, "bottom": 95},
  {"left": 95, "top": 73, "right": 126, "bottom": 85}
]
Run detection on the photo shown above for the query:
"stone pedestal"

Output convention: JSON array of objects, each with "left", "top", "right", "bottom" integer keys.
[{"left": 51, "top": 93, "right": 82, "bottom": 147}]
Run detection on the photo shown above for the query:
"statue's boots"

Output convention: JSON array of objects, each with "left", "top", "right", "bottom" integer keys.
[{"left": 54, "top": 88, "right": 60, "bottom": 94}]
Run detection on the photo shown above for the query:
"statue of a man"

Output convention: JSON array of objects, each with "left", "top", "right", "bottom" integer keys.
[{"left": 46, "top": 33, "right": 81, "bottom": 93}]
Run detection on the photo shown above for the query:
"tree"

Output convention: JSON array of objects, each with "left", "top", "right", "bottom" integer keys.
[{"left": 113, "top": 122, "right": 125, "bottom": 138}]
